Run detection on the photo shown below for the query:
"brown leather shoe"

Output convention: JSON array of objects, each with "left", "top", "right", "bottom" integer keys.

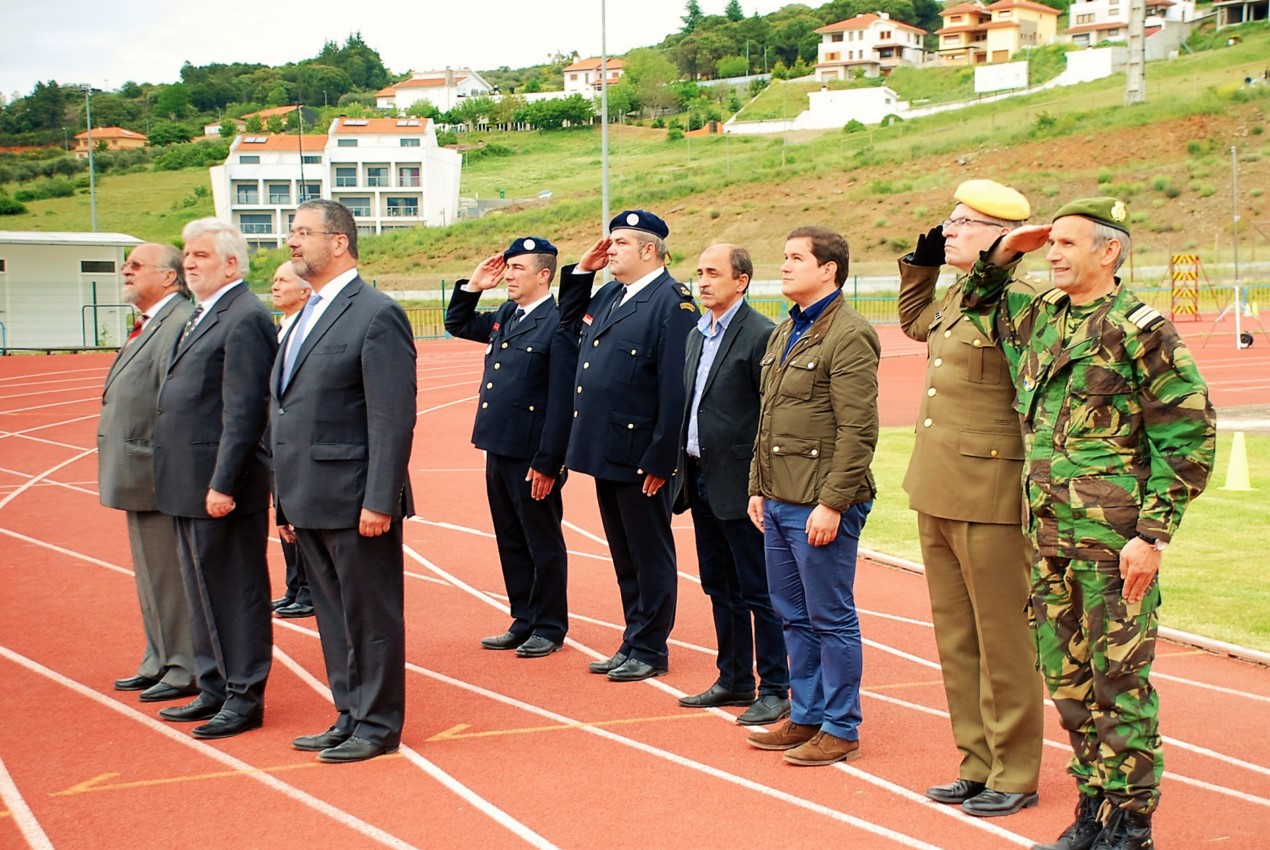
[
  {"left": 783, "top": 731, "right": 861, "bottom": 766},
  {"left": 746, "top": 720, "right": 820, "bottom": 751}
]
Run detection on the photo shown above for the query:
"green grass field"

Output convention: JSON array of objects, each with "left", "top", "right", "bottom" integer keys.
[{"left": 863, "top": 428, "right": 1270, "bottom": 652}]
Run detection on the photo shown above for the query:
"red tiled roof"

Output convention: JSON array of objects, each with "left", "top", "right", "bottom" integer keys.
[
  {"left": 75, "top": 126, "right": 146, "bottom": 141},
  {"left": 330, "top": 117, "right": 430, "bottom": 135},
  {"left": 564, "top": 57, "right": 627, "bottom": 72},
  {"left": 942, "top": 3, "right": 988, "bottom": 15},
  {"left": 816, "top": 14, "right": 927, "bottom": 34},
  {"left": 234, "top": 135, "right": 327, "bottom": 152},
  {"left": 985, "top": 0, "right": 1061, "bottom": 13},
  {"left": 243, "top": 106, "right": 303, "bottom": 120}
]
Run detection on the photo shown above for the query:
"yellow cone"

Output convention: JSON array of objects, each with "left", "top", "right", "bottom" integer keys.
[{"left": 1223, "top": 431, "right": 1253, "bottom": 491}]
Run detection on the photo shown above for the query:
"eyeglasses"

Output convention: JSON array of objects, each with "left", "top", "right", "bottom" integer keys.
[
  {"left": 288, "top": 228, "right": 337, "bottom": 239},
  {"left": 122, "top": 260, "right": 164, "bottom": 271},
  {"left": 941, "top": 217, "right": 1007, "bottom": 232}
]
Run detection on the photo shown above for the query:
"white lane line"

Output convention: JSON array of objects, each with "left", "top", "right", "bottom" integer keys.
[
  {"left": 272, "top": 630, "right": 559, "bottom": 849},
  {"left": 3, "top": 410, "right": 101, "bottom": 437},
  {"left": 0, "top": 753, "right": 54, "bottom": 850},
  {"left": 401, "top": 545, "right": 1016, "bottom": 849},
  {"left": 0, "top": 448, "right": 95, "bottom": 513},
  {"left": 409, "top": 517, "right": 613, "bottom": 563},
  {"left": 0, "top": 467, "right": 99, "bottom": 498},
  {"left": 0, "top": 397, "right": 100, "bottom": 416},
  {"left": 417, "top": 396, "right": 476, "bottom": 416},
  {"left": 0, "top": 368, "right": 107, "bottom": 385},
  {"left": 0, "top": 383, "right": 104, "bottom": 402},
  {"left": 0, "top": 647, "right": 418, "bottom": 850},
  {"left": 1152, "top": 672, "right": 1270, "bottom": 705},
  {"left": 0, "top": 430, "right": 95, "bottom": 451},
  {"left": 0, "top": 528, "right": 132, "bottom": 575}
]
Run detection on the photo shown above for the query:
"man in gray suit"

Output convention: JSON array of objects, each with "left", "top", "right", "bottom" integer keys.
[
  {"left": 153, "top": 218, "right": 278, "bottom": 739},
  {"left": 272, "top": 199, "right": 417, "bottom": 764},
  {"left": 98, "top": 242, "right": 197, "bottom": 703},
  {"left": 676, "top": 244, "right": 789, "bottom": 726}
]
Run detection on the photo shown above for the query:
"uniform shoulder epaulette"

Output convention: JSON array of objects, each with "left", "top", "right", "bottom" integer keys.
[
  {"left": 676, "top": 283, "right": 693, "bottom": 299},
  {"left": 1041, "top": 288, "right": 1070, "bottom": 306},
  {"left": 1010, "top": 273, "right": 1049, "bottom": 296},
  {"left": 1126, "top": 303, "right": 1165, "bottom": 332}
]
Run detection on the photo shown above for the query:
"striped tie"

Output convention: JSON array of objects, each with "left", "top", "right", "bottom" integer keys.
[{"left": 178, "top": 306, "right": 203, "bottom": 347}]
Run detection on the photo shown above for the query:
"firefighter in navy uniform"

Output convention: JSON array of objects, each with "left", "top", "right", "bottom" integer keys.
[{"left": 445, "top": 236, "right": 579, "bottom": 658}]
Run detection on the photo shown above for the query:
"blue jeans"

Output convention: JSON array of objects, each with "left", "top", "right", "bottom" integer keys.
[{"left": 763, "top": 499, "right": 872, "bottom": 740}]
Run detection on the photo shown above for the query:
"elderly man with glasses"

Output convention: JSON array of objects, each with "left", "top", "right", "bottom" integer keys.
[{"left": 896, "top": 180, "right": 1047, "bottom": 817}]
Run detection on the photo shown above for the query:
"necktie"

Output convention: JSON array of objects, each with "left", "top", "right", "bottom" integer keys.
[
  {"left": 506, "top": 307, "right": 526, "bottom": 334},
  {"left": 123, "top": 314, "right": 146, "bottom": 349},
  {"left": 178, "top": 306, "right": 203, "bottom": 347},
  {"left": 281, "top": 293, "right": 322, "bottom": 391},
  {"left": 608, "top": 287, "right": 628, "bottom": 320}
]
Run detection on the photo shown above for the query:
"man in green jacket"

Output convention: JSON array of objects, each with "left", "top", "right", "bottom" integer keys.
[
  {"left": 966, "top": 198, "right": 1216, "bottom": 850},
  {"left": 745, "top": 225, "right": 879, "bottom": 766}
]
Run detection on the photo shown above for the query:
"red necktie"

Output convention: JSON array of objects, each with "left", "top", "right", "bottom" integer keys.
[{"left": 127, "top": 317, "right": 144, "bottom": 341}]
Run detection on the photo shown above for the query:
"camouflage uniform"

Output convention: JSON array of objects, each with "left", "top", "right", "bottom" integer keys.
[{"left": 964, "top": 255, "right": 1216, "bottom": 815}]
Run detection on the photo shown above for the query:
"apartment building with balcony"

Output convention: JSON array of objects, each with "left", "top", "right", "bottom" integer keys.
[
  {"left": 813, "top": 12, "right": 928, "bottom": 80},
  {"left": 937, "top": 0, "right": 1061, "bottom": 65},
  {"left": 209, "top": 118, "right": 461, "bottom": 250},
  {"left": 1064, "top": 0, "right": 1194, "bottom": 45}
]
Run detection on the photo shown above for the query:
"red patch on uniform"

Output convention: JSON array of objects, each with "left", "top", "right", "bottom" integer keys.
[
  {"left": 492, "top": 322, "right": 501, "bottom": 332},
  {"left": 583, "top": 314, "right": 593, "bottom": 325}
]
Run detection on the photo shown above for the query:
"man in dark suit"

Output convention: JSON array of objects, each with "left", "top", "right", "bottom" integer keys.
[
  {"left": 676, "top": 243, "right": 789, "bottom": 725},
  {"left": 445, "top": 237, "right": 578, "bottom": 658},
  {"left": 272, "top": 199, "right": 417, "bottom": 764},
  {"left": 98, "top": 242, "right": 197, "bottom": 704},
  {"left": 558, "top": 210, "right": 698, "bottom": 682},
  {"left": 153, "top": 219, "right": 278, "bottom": 739}
]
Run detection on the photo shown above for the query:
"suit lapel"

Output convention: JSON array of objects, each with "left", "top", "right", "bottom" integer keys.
[
  {"left": 701, "top": 302, "right": 748, "bottom": 399},
  {"left": 106, "top": 297, "right": 181, "bottom": 389},
  {"left": 280, "top": 277, "right": 361, "bottom": 396},
  {"left": 600, "top": 271, "right": 666, "bottom": 334},
  {"left": 170, "top": 285, "right": 244, "bottom": 368}
]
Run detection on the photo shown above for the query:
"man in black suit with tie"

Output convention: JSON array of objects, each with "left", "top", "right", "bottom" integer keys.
[
  {"left": 99, "top": 242, "right": 197, "bottom": 704},
  {"left": 445, "top": 237, "right": 578, "bottom": 658},
  {"left": 558, "top": 210, "right": 698, "bottom": 682},
  {"left": 676, "top": 243, "right": 790, "bottom": 726},
  {"left": 153, "top": 219, "right": 278, "bottom": 739},
  {"left": 272, "top": 199, "right": 417, "bottom": 763}
]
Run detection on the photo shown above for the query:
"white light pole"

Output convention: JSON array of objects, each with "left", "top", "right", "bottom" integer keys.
[
  {"left": 74, "top": 84, "right": 98, "bottom": 232},
  {"left": 600, "top": 0, "right": 610, "bottom": 232}
]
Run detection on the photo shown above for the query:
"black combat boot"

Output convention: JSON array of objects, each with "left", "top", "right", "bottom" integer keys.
[
  {"left": 1031, "top": 792, "right": 1106, "bottom": 850},
  {"left": 1089, "top": 807, "right": 1153, "bottom": 850}
]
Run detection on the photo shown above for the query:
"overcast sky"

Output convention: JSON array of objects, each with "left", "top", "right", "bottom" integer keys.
[{"left": 2, "top": 0, "right": 799, "bottom": 100}]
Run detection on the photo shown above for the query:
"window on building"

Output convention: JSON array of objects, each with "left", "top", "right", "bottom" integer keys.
[
  {"left": 297, "top": 183, "right": 321, "bottom": 202},
  {"left": 81, "top": 260, "right": 116, "bottom": 274},
  {"left": 826, "top": 52, "right": 840, "bottom": 61},
  {"left": 367, "top": 167, "right": 389, "bottom": 187},
  {"left": 880, "top": 30, "right": 891, "bottom": 39},
  {"left": 0, "top": 259, "right": 6, "bottom": 272},
  {"left": 1077, "top": 13, "right": 1094, "bottom": 23},
  {"left": 267, "top": 183, "right": 291, "bottom": 204},
  {"left": 301, "top": 154, "right": 321, "bottom": 164},
  {"left": 398, "top": 167, "right": 421, "bottom": 187},
  {"left": 240, "top": 213, "right": 272, "bottom": 234},
  {"left": 342, "top": 197, "right": 372, "bottom": 216},
  {"left": 238, "top": 155, "right": 261, "bottom": 164},
  {"left": 400, "top": 138, "right": 421, "bottom": 147},
  {"left": 235, "top": 184, "right": 259, "bottom": 204},
  {"left": 1108, "top": 5, "right": 1120, "bottom": 14},
  {"left": 386, "top": 197, "right": 418, "bottom": 217},
  {"left": 999, "top": 10, "right": 1012, "bottom": 17},
  {"left": 337, "top": 138, "right": 358, "bottom": 148},
  {"left": 335, "top": 167, "right": 358, "bottom": 187},
  {"left": 831, "top": 33, "right": 843, "bottom": 42}
]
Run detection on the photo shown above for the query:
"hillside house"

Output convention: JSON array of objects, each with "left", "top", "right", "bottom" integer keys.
[
  {"left": 813, "top": 12, "right": 928, "bottom": 80},
  {"left": 375, "top": 69, "right": 495, "bottom": 114},
  {"left": 210, "top": 117, "right": 461, "bottom": 250},
  {"left": 937, "top": 0, "right": 1061, "bottom": 65},
  {"left": 1064, "top": 0, "right": 1194, "bottom": 45},
  {"left": 73, "top": 127, "right": 146, "bottom": 159},
  {"left": 563, "top": 57, "right": 626, "bottom": 94}
]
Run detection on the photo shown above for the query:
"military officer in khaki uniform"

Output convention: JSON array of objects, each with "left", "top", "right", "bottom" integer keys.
[{"left": 897, "top": 180, "right": 1046, "bottom": 817}]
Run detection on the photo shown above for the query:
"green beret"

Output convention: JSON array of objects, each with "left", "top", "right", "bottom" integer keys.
[
  {"left": 1053, "top": 196, "right": 1130, "bottom": 236},
  {"left": 953, "top": 179, "right": 1030, "bottom": 221}
]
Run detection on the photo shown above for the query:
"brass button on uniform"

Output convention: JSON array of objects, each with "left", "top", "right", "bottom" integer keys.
[
  {"left": 923, "top": 417, "right": 933, "bottom": 427},
  {"left": 943, "top": 330, "right": 952, "bottom": 338},
  {"left": 526, "top": 346, "right": 533, "bottom": 352},
  {"left": 486, "top": 382, "right": 493, "bottom": 389},
  {"left": 493, "top": 363, "right": 501, "bottom": 370},
  {"left": 627, "top": 423, "right": 634, "bottom": 430},
  {"left": 972, "top": 339, "right": 982, "bottom": 348},
  {"left": 991, "top": 449, "right": 999, "bottom": 457},
  {"left": 934, "top": 358, "right": 943, "bottom": 367},
  {"left": 577, "top": 386, "right": 583, "bottom": 394},
  {"left": 583, "top": 362, "right": 590, "bottom": 369},
  {"left": 810, "top": 449, "right": 819, "bottom": 457},
  {"left": 927, "top": 387, "right": 937, "bottom": 397},
  {"left": 593, "top": 340, "right": 599, "bottom": 347},
  {"left": 482, "top": 402, "right": 488, "bottom": 409},
  {"left": 501, "top": 342, "right": 509, "bottom": 349},
  {"left": 529, "top": 405, "right": 535, "bottom": 412}
]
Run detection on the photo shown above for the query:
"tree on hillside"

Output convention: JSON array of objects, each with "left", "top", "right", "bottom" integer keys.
[
  {"left": 266, "top": 114, "right": 285, "bottom": 134},
  {"left": 682, "top": 0, "right": 704, "bottom": 33},
  {"left": 725, "top": 0, "right": 745, "bottom": 22},
  {"left": 768, "top": 8, "right": 824, "bottom": 67},
  {"left": 244, "top": 114, "right": 264, "bottom": 133},
  {"left": 152, "top": 83, "right": 192, "bottom": 120},
  {"left": 622, "top": 48, "right": 681, "bottom": 118},
  {"left": 315, "top": 33, "right": 390, "bottom": 91}
]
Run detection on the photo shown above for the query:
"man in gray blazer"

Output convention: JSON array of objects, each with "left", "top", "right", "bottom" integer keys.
[
  {"left": 153, "top": 219, "right": 278, "bottom": 739},
  {"left": 98, "top": 242, "right": 196, "bottom": 703},
  {"left": 272, "top": 200, "right": 417, "bottom": 764},
  {"left": 676, "top": 244, "right": 789, "bottom": 726}
]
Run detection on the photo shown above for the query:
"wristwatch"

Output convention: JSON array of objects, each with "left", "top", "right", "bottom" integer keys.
[{"left": 1137, "top": 533, "right": 1169, "bottom": 552}]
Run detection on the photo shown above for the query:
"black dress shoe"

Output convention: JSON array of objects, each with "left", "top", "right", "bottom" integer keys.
[
  {"left": 607, "top": 657, "right": 668, "bottom": 682},
  {"left": 191, "top": 709, "right": 263, "bottom": 739},
  {"left": 271, "top": 596, "right": 294, "bottom": 611},
  {"left": 926, "top": 778, "right": 987, "bottom": 804},
  {"left": 139, "top": 682, "right": 198, "bottom": 703},
  {"left": 317, "top": 736, "right": 398, "bottom": 763},
  {"left": 276, "top": 602, "right": 315, "bottom": 618},
  {"left": 114, "top": 674, "right": 160, "bottom": 691},
  {"left": 293, "top": 726, "right": 353, "bottom": 752},
  {"left": 515, "top": 635, "right": 563, "bottom": 658},
  {"left": 962, "top": 789, "right": 1039, "bottom": 818},
  {"left": 158, "top": 694, "right": 223, "bottom": 722},
  {"left": 736, "top": 694, "right": 792, "bottom": 726},
  {"left": 480, "top": 630, "right": 528, "bottom": 650},
  {"left": 678, "top": 683, "right": 756, "bottom": 708},
  {"left": 587, "top": 652, "right": 628, "bottom": 674}
]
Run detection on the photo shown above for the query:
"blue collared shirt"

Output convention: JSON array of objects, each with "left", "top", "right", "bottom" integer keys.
[
  {"left": 686, "top": 296, "right": 745, "bottom": 458},
  {"left": 783, "top": 289, "right": 841, "bottom": 362}
]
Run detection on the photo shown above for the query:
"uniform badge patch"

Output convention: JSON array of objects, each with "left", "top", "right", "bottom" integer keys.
[{"left": 583, "top": 314, "right": 593, "bottom": 325}]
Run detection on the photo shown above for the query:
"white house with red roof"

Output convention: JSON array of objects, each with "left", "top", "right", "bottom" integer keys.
[
  {"left": 210, "top": 117, "right": 461, "bottom": 249},
  {"left": 375, "top": 68, "right": 495, "bottom": 114},
  {"left": 1064, "top": 0, "right": 1195, "bottom": 46},
  {"left": 563, "top": 57, "right": 626, "bottom": 94},
  {"left": 813, "top": 12, "right": 928, "bottom": 80}
]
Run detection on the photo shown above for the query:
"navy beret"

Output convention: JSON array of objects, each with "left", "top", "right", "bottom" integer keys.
[
  {"left": 609, "top": 209, "right": 669, "bottom": 240},
  {"left": 503, "top": 236, "right": 558, "bottom": 260}
]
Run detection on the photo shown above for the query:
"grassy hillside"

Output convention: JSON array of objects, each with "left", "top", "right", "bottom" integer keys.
[{"left": 3, "top": 26, "right": 1268, "bottom": 290}]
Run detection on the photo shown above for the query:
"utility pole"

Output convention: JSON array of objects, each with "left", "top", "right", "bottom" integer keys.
[
  {"left": 82, "top": 85, "right": 97, "bottom": 232},
  {"left": 600, "top": 0, "right": 611, "bottom": 232},
  {"left": 1126, "top": 0, "right": 1146, "bottom": 104}
]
